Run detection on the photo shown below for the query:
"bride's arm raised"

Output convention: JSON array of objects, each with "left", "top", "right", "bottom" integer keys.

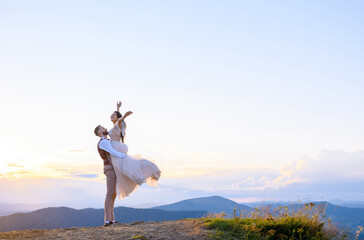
[
  {"left": 116, "top": 101, "right": 122, "bottom": 112},
  {"left": 117, "top": 111, "right": 133, "bottom": 128}
]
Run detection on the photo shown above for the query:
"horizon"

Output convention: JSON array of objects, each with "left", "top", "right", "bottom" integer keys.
[
  {"left": 1, "top": 0, "right": 364, "bottom": 209},
  {"left": 2, "top": 195, "right": 364, "bottom": 212}
]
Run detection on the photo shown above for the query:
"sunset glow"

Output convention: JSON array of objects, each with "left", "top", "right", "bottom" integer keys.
[{"left": 1, "top": 0, "right": 364, "bottom": 209}]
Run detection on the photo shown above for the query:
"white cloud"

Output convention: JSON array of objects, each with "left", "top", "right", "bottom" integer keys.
[
  {"left": 278, "top": 149, "right": 364, "bottom": 182},
  {"left": 161, "top": 149, "right": 364, "bottom": 200},
  {"left": 239, "top": 149, "right": 364, "bottom": 191},
  {"left": 1, "top": 149, "right": 363, "bottom": 207}
]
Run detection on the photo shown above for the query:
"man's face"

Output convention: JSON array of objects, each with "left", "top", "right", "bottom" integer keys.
[{"left": 98, "top": 126, "right": 108, "bottom": 136}]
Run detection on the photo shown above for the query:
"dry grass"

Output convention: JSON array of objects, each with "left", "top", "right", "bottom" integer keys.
[{"left": 0, "top": 219, "right": 212, "bottom": 240}]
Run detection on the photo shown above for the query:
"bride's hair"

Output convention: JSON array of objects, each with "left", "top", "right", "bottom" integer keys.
[
  {"left": 114, "top": 111, "right": 122, "bottom": 118},
  {"left": 114, "top": 111, "right": 127, "bottom": 142}
]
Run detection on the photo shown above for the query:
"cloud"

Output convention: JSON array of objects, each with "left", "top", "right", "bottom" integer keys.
[
  {"left": 73, "top": 174, "right": 99, "bottom": 178},
  {"left": 1, "top": 148, "right": 363, "bottom": 207},
  {"left": 277, "top": 149, "right": 364, "bottom": 183},
  {"left": 0, "top": 177, "right": 106, "bottom": 208},
  {"left": 6, "top": 162, "right": 24, "bottom": 168},
  {"left": 0, "top": 160, "right": 102, "bottom": 181},
  {"left": 67, "top": 150, "right": 87, "bottom": 153},
  {"left": 1, "top": 170, "right": 36, "bottom": 178},
  {"left": 228, "top": 149, "right": 364, "bottom": 192},
  {"left": 161, "top": 168, "right": 280, "bottom": 192},
  {"left": 158, "top": 149, "right": 364, "bottom": 202}
]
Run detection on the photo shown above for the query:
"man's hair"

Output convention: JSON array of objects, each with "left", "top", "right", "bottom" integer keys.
[{"left": 94, "top": 125, "right": 101, "bottom": 136}]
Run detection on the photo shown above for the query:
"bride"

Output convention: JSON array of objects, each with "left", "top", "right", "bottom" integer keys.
[{"left": 108, "top": 101, "right": 161, "bottom": 199}]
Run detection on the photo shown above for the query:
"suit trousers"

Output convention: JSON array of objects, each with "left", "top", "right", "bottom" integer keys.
[{"left": 103, "top": 164, "right": 116, "bottom": 222}]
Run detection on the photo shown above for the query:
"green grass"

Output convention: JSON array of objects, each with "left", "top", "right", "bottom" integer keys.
[
  {"left": 131, "top": 235, "right": 147, "bottom": 240},
  {"left": 202, "top": 203, "right": 363, "bottom": 240}
]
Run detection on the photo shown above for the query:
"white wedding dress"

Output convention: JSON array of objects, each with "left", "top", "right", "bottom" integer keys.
[{"left": 108, "top": 122, "right": 161, "bottom": 199}]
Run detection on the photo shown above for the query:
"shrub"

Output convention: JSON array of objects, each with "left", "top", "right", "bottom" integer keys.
[{"left": 203, "top": 203, "right": 363, "bottom": 240}]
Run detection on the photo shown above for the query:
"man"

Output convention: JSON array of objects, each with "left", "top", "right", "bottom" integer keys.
[{"left": 94, "top": 125, "right": 126, "bottom": 226}]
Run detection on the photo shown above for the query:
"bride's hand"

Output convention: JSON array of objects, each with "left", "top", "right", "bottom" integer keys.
[
  {"left": 117, "top": 101, "right": 122, "bottom": 109},
  {"left": 124, "top": 111, "right": 133, "bottom": 117},
  {"left": 117, "top": 111, "right": 133, "bottom": 124}
]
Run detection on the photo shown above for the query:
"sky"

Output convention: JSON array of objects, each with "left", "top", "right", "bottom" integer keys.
[{"left": 0, "top": 0, "right": 364, "bottom": 209}]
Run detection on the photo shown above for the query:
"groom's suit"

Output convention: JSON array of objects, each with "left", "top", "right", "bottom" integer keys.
[{"left": 97, "top": 137, "right": 126, "bottom": 222}]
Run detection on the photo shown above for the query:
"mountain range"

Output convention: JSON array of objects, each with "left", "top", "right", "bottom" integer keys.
[
  {"left": 0, "top": 206, "right": 205, "bottom": 232},
  {"left": 0, "top": 196, "right": 363, "bottom": 232}
]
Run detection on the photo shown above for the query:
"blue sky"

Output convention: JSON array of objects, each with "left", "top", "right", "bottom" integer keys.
[{"left": 0, "top": 1, "right": 363, "bottom": 208}]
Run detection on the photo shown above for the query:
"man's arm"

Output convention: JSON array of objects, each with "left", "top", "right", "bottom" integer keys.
[{"left": 99, "top": 139, "right": 126, "bottom": 158}]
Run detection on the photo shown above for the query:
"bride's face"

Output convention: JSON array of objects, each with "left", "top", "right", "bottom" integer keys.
[{"left": 110, "top": 112, "right": 118, "bottom": 121}]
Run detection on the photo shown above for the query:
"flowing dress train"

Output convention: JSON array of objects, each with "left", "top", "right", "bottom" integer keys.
[{"left": 108, "top": 123, "right": 161, "bottom": 198}]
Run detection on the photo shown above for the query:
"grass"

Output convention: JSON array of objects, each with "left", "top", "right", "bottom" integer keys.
[
  {"left": 131, "top": 235, "right": 147, "bottom": 240},
  {"left": 203, "top": 203, "right": 363, "bottom": 240}
]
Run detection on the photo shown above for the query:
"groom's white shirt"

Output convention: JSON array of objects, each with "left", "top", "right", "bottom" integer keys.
[{"left": 99, "top": 137, "right": 126, "bottom": 159}]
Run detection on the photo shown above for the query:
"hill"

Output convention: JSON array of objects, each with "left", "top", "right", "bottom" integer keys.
[
  {"left": 330, "top": 199, "right": 364, "bottom": 209},
  {"left": 317, "top": 202, "right": 364, "bottom": 228},
  {"left": 153, "top": 195, "right": 250, "bottom": 214}
]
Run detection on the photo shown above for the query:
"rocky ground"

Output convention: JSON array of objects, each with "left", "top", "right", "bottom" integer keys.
[{"left": 0, "top": 219, "right": 212, "bottom": 240}]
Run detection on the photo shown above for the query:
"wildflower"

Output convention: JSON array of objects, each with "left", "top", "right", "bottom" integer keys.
[{"left": 267, "top": 229, "right": 276, "bottom": 236}]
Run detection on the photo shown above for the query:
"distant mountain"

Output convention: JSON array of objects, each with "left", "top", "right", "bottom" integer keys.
[
  {"left": 0, "top": 206, "right": 206, "bottom": 232},
  {"left": 0, "top": 203, "right": 48, "bottom": 217},
  {"left": 323, "top": 202, "right": 364, "bottom": 228},
  {"left": 153, "top": 196, "right": 251, "bottom": 214},
  {"left": 330, "top": 199, "right": 364, "bottom": 209},
  {"left": 154, "top": 196, "right": 364, "bottom": 229},
  {"left": 1, "top": 196, "right": 363, "bottom": 233},
  {"left": 243, "top": 201, "right": 293, "bottom": 208}
]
